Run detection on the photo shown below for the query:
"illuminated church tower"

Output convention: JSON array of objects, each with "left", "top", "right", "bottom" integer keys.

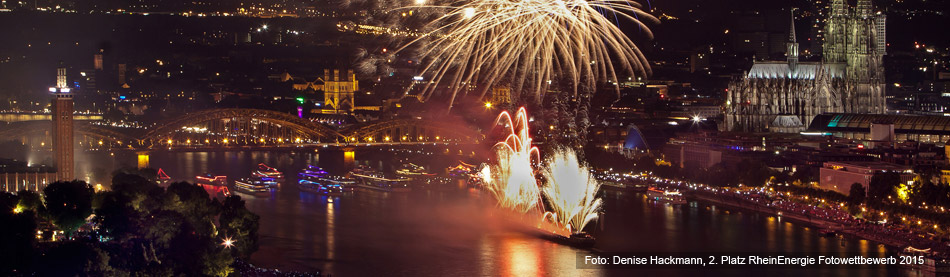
[
  {"left": 321, "top": 69, "right": 357, "bottom": 114},
  {"left": 823, "top": 0, "right": 887, "bottom": 114},
  {"left": 50, "top": 63, "right": 74, "bottom": 181},
  {"left": 723, "top": 2, "right": 886, "bottom": 133}
]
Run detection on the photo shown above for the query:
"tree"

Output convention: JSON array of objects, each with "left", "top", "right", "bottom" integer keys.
[
  {"left": 913, "top": 179, "right": 939, "bottom": 206},
  {"left": 867, "top": 172, "right": 901, "bottom": 204},
  {"left": 792, "top": 166, "right": 817, "bottom": 185},
  {"left": 737, "top": 159, "right": 774, "bottom": 187},
  {"left": 848, "top": 183, "right": 866, "bottom": 205},
  {"left": 0, "top": 193, "right": 36, "bottom": 274},
  {"left": 36, "top": 241, "right": 118, "bottom": 276},
  {"left": 219, "top": 195, "right": 260, "bottom": 259},
  {"left": 16, "top": 190, "right": 46, "bottom": 219},
  {"left": 164, "top": 182, "right": 219, "bottom": 236},
  {"left": 43, "top": 181, "right": 94, "bottom": 235}
]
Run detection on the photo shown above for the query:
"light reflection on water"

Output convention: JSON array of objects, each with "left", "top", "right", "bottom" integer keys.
[{"left": 81, "top": 150, "right": 924, "bottom": 276}]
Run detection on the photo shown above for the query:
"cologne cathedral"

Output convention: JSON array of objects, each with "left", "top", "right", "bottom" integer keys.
[{"left": 722, "top": 0, "right": 887, "bottom": 133}]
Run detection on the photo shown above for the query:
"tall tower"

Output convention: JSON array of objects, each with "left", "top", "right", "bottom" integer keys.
[
  {"left": 322, "top": 69, "right": 357, "bottom": 114},
  {"left": 823, "top": 0, "right": 848, "bottom": 63},
  {"left": 786, "top": 9, "right": 799, "bottom": 69},
  {"left": 50, "top": 63, "right": 74, "bottom": 181}
]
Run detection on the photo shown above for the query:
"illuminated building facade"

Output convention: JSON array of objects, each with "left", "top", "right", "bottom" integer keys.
[
  {"left": 723, "top": 2, "right": 886, "bottom": 133},
  {"left": 321, "top": 69, "right": 357, "bottom": 114},
  {"left": 819, "top": 161, "right": 915, "bottom": 196},
  {"left": 487, "top": 87, "right": 512, "bottom": 106}
]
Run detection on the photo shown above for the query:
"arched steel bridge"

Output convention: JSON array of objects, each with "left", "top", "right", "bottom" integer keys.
[
  {"left": 340, "top": 118, "right": 483, "bottom": 143},
  {"left": 0, "top": 108, "right": 483, "bottom": 148}
]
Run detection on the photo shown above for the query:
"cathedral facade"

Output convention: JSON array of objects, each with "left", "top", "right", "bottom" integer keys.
[{"left": 722, "top": 0, "right": 886, "bottom": 133}]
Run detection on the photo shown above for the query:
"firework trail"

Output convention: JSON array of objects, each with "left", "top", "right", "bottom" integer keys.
[
  {"left": 541, "top": 148, "right": 602, "bottom": 233},
  {"left": 480, "top": 107, "right": 542, "bottom": 214},
  {"left": 400, "top": 0, "right": 657, "bottom": 108},
  {"left": 480, "top": 108, "right": 603, "bottom": 234}
]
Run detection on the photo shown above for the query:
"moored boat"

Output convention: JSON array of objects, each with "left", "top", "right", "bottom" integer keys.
[
  {"left": 818, "top": 229, "right": 837, "bottom": 237},
  {"left": 234, "top": 176, "right": 278, "bottom": 196},
  {"left": 351, "top": 167, "right": 411, "bottom": 192},
  {"left": 396, "top": 163, "right": 450, "bottom": 186},
  {"left": 646, "top": 187, "right": 687, "bottom": 204},
  {"left": 196, "top": 173, "right": 228, "bottom": 186},
  {"left": 298, "top": 165, "right": 356, "bottom": 195},
  {"left": 195, "top": 173, "right": 230, "bottom": 198},
  {"left": 253, "top": 163, "right": 285, "bottom": 181},
  {"left": 157, "top": 168, "right": 171, "bottom": 186}
]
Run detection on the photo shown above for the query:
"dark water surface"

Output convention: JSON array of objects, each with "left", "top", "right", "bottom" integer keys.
[{"left": 85, "top": 150, "right": 926, "bottom": 276}]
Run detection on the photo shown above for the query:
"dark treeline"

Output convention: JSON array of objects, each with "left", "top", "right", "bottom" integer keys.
[{"left": 0, "top": 168, "right": 260, "bottom": 276}]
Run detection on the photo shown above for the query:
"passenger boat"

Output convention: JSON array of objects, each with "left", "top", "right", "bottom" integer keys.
[
  {"left": 253, "top": 163, "right": 285, "bottom": 181},
  {"left": 528, "top": 228, "right": 596, "bottom": 249},
  {"left": 396, "top": 163, "right": 430, "bottom": 177},
  {"left": 297, "top": 165, "right": 356, "bottom": 195},
  {"left": 397, "top": 163, "right": 452, "bottom": 187},
  {"left": 552, "top": 233, "right": 596, "bottom": 249},
  {"left": 646, "top": 187, "right": 686, "bottom": 204},
  {"left": 196, "top": 173, "right": 228, "bottom": 186},
  {"left": 818, "top": 229, "right": 837, "bottom": 237},
  {"left": 900, "top": 246, "right": 950, "bottom": 273},
  {"left": 234, "top": 176, "right": 278, "bottom": 196},
  {"left": 195, "top": 173, "right": 230, "bottom": 198},
  {"left": 351, "top": 167, "right": 412, "bottom": 192},
  {"left": 447, "top": 162, "right": 476, "bottom": 178},
  {"left": 157, "top": 168, "right": 172, "bottom": 186}
]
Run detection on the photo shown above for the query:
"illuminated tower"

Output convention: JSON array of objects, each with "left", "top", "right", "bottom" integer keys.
[
  {"left": 821, "top": 0, "right": 886, "bottom": 113},
  {"left": 786, "top": 9, "right": 799, "bottom": 69},
  {"left": 322, "top": 69, "right": 357, "bottom": 114},
  {"left": 50, "top": 63, "right": 74, "bottom": 181}
]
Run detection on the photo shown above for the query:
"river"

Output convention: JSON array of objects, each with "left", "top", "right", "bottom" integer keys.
[{"left": 80, "top": 149, "right": 927, "bottom": 276}]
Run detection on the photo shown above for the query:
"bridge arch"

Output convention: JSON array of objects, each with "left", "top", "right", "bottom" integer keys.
[
  {"left": 0, "top": 121, "right": 138, "bottom": 148},
  {"left": 342, "top": 119, "right": 483, "bottom": 143},
  {"left": 140, "top": 109, "right": 346, "bottom": 145}
]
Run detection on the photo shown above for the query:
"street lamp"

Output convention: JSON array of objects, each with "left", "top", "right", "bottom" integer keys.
[{"left": 222, "top": 237, "right": 235, "bottom": 248}]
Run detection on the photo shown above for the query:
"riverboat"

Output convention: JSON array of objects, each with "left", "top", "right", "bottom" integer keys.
[
  {"left": 234, "top": 176, "right": 278, "bottom": 196},
  {"left": 253, "top": 163, "right": 285, "bottom": 181},
  {"left": 646, "top": 187, "right": 687, "bottom": 204},
  {"left": 351, "top": 167, "right": 412, "bottom": 192},
  {"left": 297, "top": 165, "right": 356, "bottom": 195}
]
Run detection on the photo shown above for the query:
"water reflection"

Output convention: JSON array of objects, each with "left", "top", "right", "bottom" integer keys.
[
  {"left": 81, "top": 150, "right": 913, "bottom": 276},
  {"left": 326, "top": 198, "right": 336, "bottom": 273},
  {"left": 500, "top": 235, "right": 540, "bottom": 276}
]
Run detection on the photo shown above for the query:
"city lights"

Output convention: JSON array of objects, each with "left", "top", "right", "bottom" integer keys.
[
  {"left": 0, "top": 0, "right": 944, "bottom": 275},
  {"left": 222, "top": 237, "right": 235, "bottom": 248}
]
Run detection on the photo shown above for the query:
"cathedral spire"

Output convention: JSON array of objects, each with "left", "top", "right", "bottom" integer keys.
[
  {"left": 787, "top": 9, "right": 799, "bottom": 69},
  {"left": 788, "top": 9, "right": 797, "bottom": 43}
]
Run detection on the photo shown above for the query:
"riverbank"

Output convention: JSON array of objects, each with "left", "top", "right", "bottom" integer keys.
[{"left": 684, "top": 189, "right": 912, "bottom": 250}]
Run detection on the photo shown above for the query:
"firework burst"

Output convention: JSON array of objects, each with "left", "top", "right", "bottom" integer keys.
[
  {"left": 480, "top": 107, "right": 543, "bottom": 214},
  {"left": 541, "top": 148, "right": 602, "bottom": 233},
  {"left": 400, "top": 0, "right": 657, "bottom": 108}
]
